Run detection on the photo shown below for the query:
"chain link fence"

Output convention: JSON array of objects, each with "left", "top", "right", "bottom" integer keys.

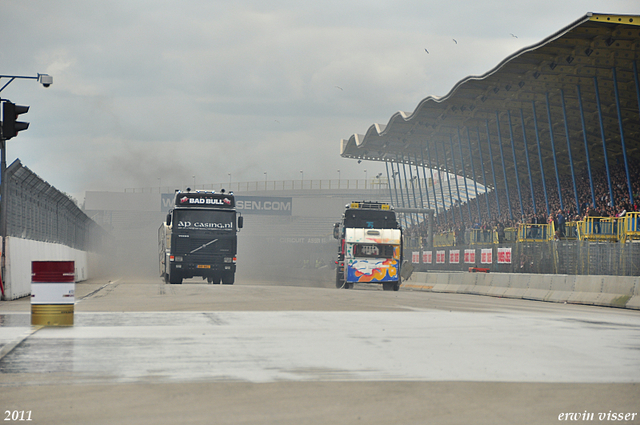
[{"left": 4, "top": 160, "right": 111, "bottom": 252}]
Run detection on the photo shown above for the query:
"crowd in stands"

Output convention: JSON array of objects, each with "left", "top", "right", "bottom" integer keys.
[{"left": 404, "top": 163, "right": 640, "bottom": 242}]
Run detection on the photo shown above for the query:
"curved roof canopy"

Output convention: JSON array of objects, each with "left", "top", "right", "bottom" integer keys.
[{"left": 340, "top": 13, "right": 640, "bottom": 196}]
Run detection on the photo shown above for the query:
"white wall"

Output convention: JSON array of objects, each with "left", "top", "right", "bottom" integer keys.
[{"left": 3, "top": 237, "right": 88, "bottom": 300}]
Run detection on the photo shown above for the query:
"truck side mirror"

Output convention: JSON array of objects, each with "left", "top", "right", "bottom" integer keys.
[
  {"left": 166, "top": 213, "right": 172, "bottom": 226},
  {"left": 238, "top": 216, "right": 244, "bottom": 229},
  {"left": 333, "top": 223, "right": 340, "bottom": 239}
]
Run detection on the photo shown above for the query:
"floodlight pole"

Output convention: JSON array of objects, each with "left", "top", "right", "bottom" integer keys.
[{"left": 0, "top": 73, "right": 52, "bottom": 300}]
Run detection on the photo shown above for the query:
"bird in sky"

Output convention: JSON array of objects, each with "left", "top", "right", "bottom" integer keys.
[
  {"left": 335, "top": 86, "right": 343, "bottom": 91},
  {"left": 424, "top": 48, "right": 429, "bottom": 54},
  {"left": 453, "top": 39, "right": 457, "bottom": 44},
  {"left": 510, "top": 33, "right": 518, "bottom": 38}
]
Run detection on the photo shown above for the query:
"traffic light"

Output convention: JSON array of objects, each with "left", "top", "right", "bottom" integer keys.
[{"left": 1, "top": 101, "right": 30, "bottom": 140}]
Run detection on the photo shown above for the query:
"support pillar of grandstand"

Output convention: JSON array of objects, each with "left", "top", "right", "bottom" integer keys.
[
  {"left": 475, "top": 127, "right": 492, "bottom": 220},
  {"left": 399, "top": 157, "right": 415, "bottom": 229},
  {"left": 612, "top": 66, "right": 634, "bottom": 205},
  {"left": 560, "top": 89, "right": 580, "bottom": 213},
  {"left": 448, "top": 134, "right": 465, "bottom": 224},
  {"left": 407, "top": 157, "right": 419, "bottom": 226},
  {"left": 456, "top": 127, "right": 473, "bottom": 222},
  {"left": 495, "top": 112, "right": 513, "bottom": 220},
  {"left": 441, "top": 139, "right": 457, "bottom": 227},
  {"left": 485, "top": 120, "right": 501, "bottom": 218},
  {"left": 393, "top": 157, "right": 404, "bottom": 210},
  {"left": 432, "top": 141, "right": 449, "bottom": 226},
  {"left": 576, "top": 84, "right": 597, "bottom": 209},
  {"left": 413, "top": 153, "right": 428, "bottom": 226},
  {"left": 418, "top": 151, "right": 431, "bottom": 212},
  {"left": 634, "top": 61, "right": 640, "bottom": 153},
  {"left": 545, "top": 92, "right": 564, "bottom": 211},
  {"left": 423, "top": 143, "right": 441, "bottom": 226},
  {"left": 466, "top": 128, "right": 482, "bottom": 221},
  {"left": 385, "top": 160, "right": 394, "bottom": 210},
  {"left": 506, "top": 110, "right": 524, "bottom": 218},
  {"left": 593, "top": 75, "right": 615, "bottom": 208},
  {"left": 532, "top": 101, "right": 550, "bottom": 216},
  {"left": 389, "top": 161, "right": 406, "bottom": 229},
  {"left": 519, "top": 109, "right": 537, "bottom": 215}
]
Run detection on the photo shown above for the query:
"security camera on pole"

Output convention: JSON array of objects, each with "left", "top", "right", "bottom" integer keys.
[{"left": 0, "top": 73, "right": 52, "bottom": 300}]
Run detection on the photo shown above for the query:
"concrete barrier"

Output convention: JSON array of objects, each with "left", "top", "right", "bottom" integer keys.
[
  {"left": 3, "top": 237, "right": 88, "bottom": 301},
  {"left": 402, "top": 271, "right": 640, "bottom": 310},
  {"left": 628, "top": 279, "right": 640, "bottom": 310}
]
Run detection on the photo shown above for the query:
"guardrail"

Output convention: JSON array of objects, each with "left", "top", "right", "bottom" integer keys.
[
  {"left": 518, "top": 223, "right": 553, "bottom": 242},
  {"left": 621, "top": 212, "right": 640, "bottom": 242}
]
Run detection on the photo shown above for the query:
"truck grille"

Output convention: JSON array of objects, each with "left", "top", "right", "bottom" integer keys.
[{"left": 175, "top": 236, "right": 231, "bottom": 257}]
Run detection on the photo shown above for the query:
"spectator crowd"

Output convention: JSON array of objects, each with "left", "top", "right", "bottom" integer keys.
[{"left": 403, "top": 163, "right": 640, "bottom": 242}]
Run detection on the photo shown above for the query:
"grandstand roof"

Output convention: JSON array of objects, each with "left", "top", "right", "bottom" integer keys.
[{"left": 340, "top": 13, "right": 640, "bottom": 193}]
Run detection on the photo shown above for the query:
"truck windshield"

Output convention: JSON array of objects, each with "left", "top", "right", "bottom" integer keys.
[
  {"left": 343, "top": 210, "right": 397, "bottom": 229},
  {"left": 174, "top": 210, "right": 235, "bottom": 231}
]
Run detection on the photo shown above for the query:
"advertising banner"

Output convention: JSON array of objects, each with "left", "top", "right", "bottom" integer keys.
[
  {"left": 449, "top": 250, "right": 460, "bottom": 264},
  {"left": 497, "top": 247, "right": 512, "bottom": 264},
  {"left": 412, "top": 251, "right": 420, "bottom": 264},
  {"left": 162, "top": 194, "right": 292, "bottom": 215},
  {"left": 422, "top": 251, "right": 432, "bottom": 264},
  {"left": 464, "top": 249, "right": 476, "bottom": 264},
  {"left": 481, "top": 248, "right": 493, "bottom": 264}
]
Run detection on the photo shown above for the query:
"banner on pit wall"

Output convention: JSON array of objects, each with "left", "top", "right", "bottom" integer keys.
[
  {"left": 481, "top": 249, "right": 493, "bottom": 264},
  {"left": 497, "top": 247, "right": 512, "bottom": 264},
  {"left": 422, "top": 251, "right": 432, "bottom": 264},
  {"left": 449, "top": 250, "right": 460, "bottom": 264},
  {"left": 464, "top": 249, "right": 475, "bottom": 264}
]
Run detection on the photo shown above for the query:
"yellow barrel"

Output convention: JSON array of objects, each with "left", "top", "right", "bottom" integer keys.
[{"left": 31, "top": 304, "right": 74, "bottom": 326}]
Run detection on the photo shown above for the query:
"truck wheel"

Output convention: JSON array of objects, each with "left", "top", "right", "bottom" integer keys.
[
  {"left": 393, "top": 282, "right": 400, "bottom": 291},
  {"left": 335, "top": 266, "right": 346, "bottom": 289},
  {"left": 169, "top": 271, "right": 182, "bottom": 285},
  {"left": 382, "top": 282, "right": 393, "bottom": 291},
  {"left": 222, "top": 272, "right": 235, "bottom": 285}
]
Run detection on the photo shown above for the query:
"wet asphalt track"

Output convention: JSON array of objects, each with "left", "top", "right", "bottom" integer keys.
[{"left": 1, "top": 277, "right": 639, "bottom": 424}]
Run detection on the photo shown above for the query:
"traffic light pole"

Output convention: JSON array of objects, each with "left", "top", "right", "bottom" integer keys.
[
  {"left": 0, "top": 73, "right": 51, "bottom": 299},
  {"left": 0, "top": 135, "right": 6, "bottom": 299}
]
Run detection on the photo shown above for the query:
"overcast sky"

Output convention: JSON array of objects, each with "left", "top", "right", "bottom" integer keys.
[{"left": 1, "top": 1, "right": 638, "bottom": 202}]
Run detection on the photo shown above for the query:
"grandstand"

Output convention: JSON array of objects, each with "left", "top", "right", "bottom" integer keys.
[{"left": 338, "top": 13, "right": 640, "bottom": 274}]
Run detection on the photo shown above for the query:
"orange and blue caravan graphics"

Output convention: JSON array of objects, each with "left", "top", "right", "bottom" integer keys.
[{"left": 345, "top": 228, "right": 401, "bottom": 283}]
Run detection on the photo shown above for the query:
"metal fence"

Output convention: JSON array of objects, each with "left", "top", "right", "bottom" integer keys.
[
  {"left": 408, "top": 241, "right": 640, "bottom": 276},
  {"left": 4, "top": 160, "right": 110, "bottom": 252}
]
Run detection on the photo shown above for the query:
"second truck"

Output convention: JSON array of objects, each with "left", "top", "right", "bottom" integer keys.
[{"left": 333, "top": 201, "right": 403, "bottom": 291}]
